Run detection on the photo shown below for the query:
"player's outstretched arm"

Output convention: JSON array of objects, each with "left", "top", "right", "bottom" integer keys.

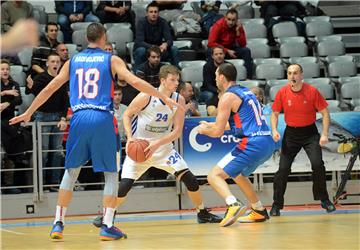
[
  {"left": 9, "top": 61, "right": 70, "bottom": 125},
  {"left": 198, "top": 92, "right": 236, "bottom": 138},
  {"left": 111, "top": 56, "right": 184, "bottom": 112}
]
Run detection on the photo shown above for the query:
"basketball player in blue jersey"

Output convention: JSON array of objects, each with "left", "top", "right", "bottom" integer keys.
[
  {"left": 9, "top": 23, "right": 181, "bottom": 241},
  {"left": 198, "top": 63, "right": 275, "bottom": 227}
]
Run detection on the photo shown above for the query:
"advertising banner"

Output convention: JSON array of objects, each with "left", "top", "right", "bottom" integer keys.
[{"left": 182, "top": 112, "right": 360, "bottom": 176}]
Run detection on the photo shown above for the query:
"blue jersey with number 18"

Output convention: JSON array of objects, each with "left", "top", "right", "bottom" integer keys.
[
  {"left": 227, "top": 85, "right": 271, "bottom": 138},
  {"left": 69, "top": 47, "right": 114, "bottom": 112}
]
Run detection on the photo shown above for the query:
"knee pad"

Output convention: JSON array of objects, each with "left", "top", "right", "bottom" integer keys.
[
  {"left": 180, "top": 170, "right": 199, "bottom": 192},
  {"left": 59, "top": 168, "right": 81, "bottom": 190},
  {"left": 117, "top": 178, "right": 135, "bottom": 198},
  {"left": 103, "top": 172, "right": 119, "bottom": 197}
]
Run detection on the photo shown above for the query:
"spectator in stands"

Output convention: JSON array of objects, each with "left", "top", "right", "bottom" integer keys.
[
  {"left": 155, "top": 0, "right": 186, "bottom": 11},
  {"left": 254, "top": 1, "right": 306, "bottom": 44},
  {"left": 55, "top": 43, "right": 69, "bottom": 66},
  {"left": 1, "top": 59, "right": 23, "bottom": 194},
  {"left": 55, "top": 1, "right": 100, "bottom": 43},
  {"left": 96, "top": 1, "right": 135, "bottom": 32},
  {"left": 29, "top": 22, "right": 59, "bottom": 78},
  {"left": 1, "top": 1, "right": 34, "bottom": 33},
  {"left": 136, "top": 46, "right": 165, "bottom": 88},
  {"left": 27, "top": 52, "right": 69, "bottom": 190},
  {"left": 199, "top": 1, "right": 222, "bottom": 37},
  {"left": 112, "top": 85, "right": 127, "bottom": 140},
  {"left": 208, "top": 9, "right": 253, "bottom": 79},
  {"left": 178, "top": 81, "right": 200, "bottom": 117},
  {"left": 133, "top": 1, "right": 179, "bottom": 71},
  {"left": 201, "top": 45, "right": 226, "bottom": 103},
  {"left": 206, "top": 91, "right": 222, "bottom": 116},
  {"left": 104, "top": 42, "right": 114, "bottom": 54}
]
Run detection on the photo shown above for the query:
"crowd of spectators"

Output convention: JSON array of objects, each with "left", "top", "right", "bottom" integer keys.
[{"left": 2, "top": 0, "right": 347, "bottom": 194}]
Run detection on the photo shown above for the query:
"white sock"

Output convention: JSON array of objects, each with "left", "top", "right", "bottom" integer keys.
[
  {"left": 196, "top": 203, "right": 205, "bottom": 212},
  {"left": 103, "top": 207, "right": 116, "bottom": 228},
  {"left": 54, "top": 205, "right": 67, "bottom": 224},
  {"left": 225, "top": 196, "right": 237, "bottom": 206},
  {"left": 251, "top": 201, "right": 264, "bottom": 211}
]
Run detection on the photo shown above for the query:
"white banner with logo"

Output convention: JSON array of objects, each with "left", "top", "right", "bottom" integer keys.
[{"left": 181, "top": 112, "right": 360, "bottom": 176}]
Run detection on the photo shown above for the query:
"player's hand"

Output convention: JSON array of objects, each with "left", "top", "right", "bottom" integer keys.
[
  {"left": 319, "top": 134, "right": 328, "bottom": 146},
  {"left": 162, "top": 96, "right": 185, "bottom": 112},
  {"left": 272, "top": 130, "right": 281, "bottom": 142},
  {"left": 198, "top": 121, "right": 210, "bottom": 134},
  {"left": 9, "top": 112, "right": 32, "bottom": 125},
  {"left": 144, "top": 140, "right": 160, "bottom": 159},
  {"left": 125, "top": 137, "right": 135, "bottom": 154}
]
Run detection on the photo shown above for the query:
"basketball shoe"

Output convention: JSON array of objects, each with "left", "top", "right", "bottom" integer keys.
[
  {"left": 220, "top": 201, "right": 247, "bottom": 227},
  {"left": 99, "top": 225, "right": 127, "bottom": 241},
  {"left": 50, "top": 221, "right": 64, "bottom": 239},
  {"left": 238, "top": 208, "right": 269, "bottom": 223},
  {"left": 197, "top": 208, "right": 222, "bottom": 223},
  {"left": 321, "top": 199, "right": 336, "bottom": 213}
]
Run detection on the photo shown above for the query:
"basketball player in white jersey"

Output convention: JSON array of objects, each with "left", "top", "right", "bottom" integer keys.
[{"left": 93, "top": 65, "right": 221, "bottom": 229}]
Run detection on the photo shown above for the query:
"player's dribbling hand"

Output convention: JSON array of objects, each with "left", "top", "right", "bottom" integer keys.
[
  {"left": 272, "top": 130, "right": 281, "bottom": 142},
  {"left": 9, "top": 112, "right": 32, "bottom": 125}
]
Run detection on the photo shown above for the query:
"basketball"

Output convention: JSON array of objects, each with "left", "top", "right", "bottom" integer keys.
[{"left": 127, "top": 139, "right": 150, "bottom": 162}]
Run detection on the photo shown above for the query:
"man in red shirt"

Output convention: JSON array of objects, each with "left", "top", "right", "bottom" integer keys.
[
  {"left": 270, "top": 64, "right": 336, "bottom": 216},
  {"left": 208, "top": 9, "right": 253, "bottom": 79}
]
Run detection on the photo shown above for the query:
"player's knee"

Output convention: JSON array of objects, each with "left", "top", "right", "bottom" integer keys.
[
  {"left": 103, "top": 172, "right": 119, "bottom": 197},
  {"left": 59, "top": 168, "right": 81, "bottom": 190},
  {"left": 117, "top": 178, "right": 135, "bottom": 197},
  {"left": 180, "top": 171, "right": 199, "bottom": 192}
]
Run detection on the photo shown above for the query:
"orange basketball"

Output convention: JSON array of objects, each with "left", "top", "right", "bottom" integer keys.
[{"left": 127, "top": 139, "right": 150, "bottom": 162}]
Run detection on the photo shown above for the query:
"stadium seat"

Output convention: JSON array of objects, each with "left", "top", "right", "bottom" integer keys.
[
  {"left": 253, "top": 58, "right": 282, "bottom": 66},
  {"left": 277, "top": 36, "right": 306, "bottom": 44},
  {"left": 247, "top": 43, "right": 271, "bottom": 59},
  {"left": 315, "top": 35, "right": 342, "bottom": 43},
  {"left": 306, "top": 21, "right": 333, "bottom": 42},
  {"left": 106, "top": 26, "right": 133, "bottom": 57},
  {"left": 17, "top": 87, "right": 34, "bottom": 115},
  {"left": 312, "top": 83, "right": 335, "bottom": 100},
  {"left": 126, "top": 42, "right": 135, "bottom": 64},
  {"left": 70, "top": 22, "right": 92, "bottom": 31},
  {"left": 303, "top": 16, "right": 331, "bottom": 24},
  {"left": 269, "top": 84, "right": 287, "bottom": 102},
  {"left": 10, "top": 65, "right": 26, "bottom": 87},
  {"left": 236, "top": 80, "right": 261, "bottom": 88},
  {"left": 178, "top": 60, "right": 206, "bottom": 69},
  {"left": 17, "top": 47, "right": 33, "bottom": 71},
  {"left": 328, "top": 61, "right": 357, "bottom": 78},
  {"left": 65, "top": 44, "right": 78, "bottom": 57},
  {"left": 33, "top": 5, "right": 48, "bottom": 24},
  {"left": 317, "top": 40, "right": 345, "bottom": 60},
  {"left": 104, "top": 22, "right": 131, "bottom": 30},
  {"left": 289, "top": 56, "right": 318, "bottom": 64},
  {"left": 181, "top": 66, "right": 203, "bottom": 84},
  {"left": 298, "top": 62, "right": 320, "bottom": 78},
  {"left": 304, "top": 78, "right": 331, "bottom": 86},
  {"left": 341, "top": 81, "right": 360, "bottom": 101},
  {"left": 241, "top": 18, "right": 264, "bottom": 25},
  {"left": 272, "top": 21, "right": 298, "bottom": 40},
  {"left": 325, "top": 55, "right": 354, "bottom": 64},
  {"left": 280, "top": 42, "right": 308, "bottom": 62},
  {"left": 173, "top": 40, "right": 192, "bottom": 50},
  {"left": 72, "top": 29, "right": 88, "bottom": 51},
  {"left": 256, "top": 64, "right": 284, "bottom": 81},
  {"left": 243, "top": 23, "right": 267, "bottom": 39},
  {"left": 266, "top": 79, "right": 289, "bottom": 88}
]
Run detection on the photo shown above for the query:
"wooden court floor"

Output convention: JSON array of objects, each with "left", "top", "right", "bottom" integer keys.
[{"left": 1, "top": 206, "right": 359, "bottom": 250}]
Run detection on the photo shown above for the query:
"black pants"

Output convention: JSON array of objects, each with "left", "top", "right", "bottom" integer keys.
[{"left": 273, "top": 124, "right": 329, "bottom": 208}]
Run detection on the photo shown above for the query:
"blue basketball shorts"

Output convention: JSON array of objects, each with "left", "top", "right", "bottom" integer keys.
[
  {"left": 65, "top": 109, "right": 120, "bottom": 172},
  {"left": 217, "top": 135, "right": 275, "bottom": 177}
]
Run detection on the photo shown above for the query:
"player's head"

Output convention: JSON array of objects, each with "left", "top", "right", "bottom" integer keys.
[
  {"left": 216, "top": 63, "right": 237, "bottom": 91},
  {"left": 287, "top": 64, "right": 303, "bottom": 87},
  {"left": 87, "top": 23, "right": 107, "bottom": 49},
  {"left": 159, "top": 65, "right": 180, "bottom": 92}
]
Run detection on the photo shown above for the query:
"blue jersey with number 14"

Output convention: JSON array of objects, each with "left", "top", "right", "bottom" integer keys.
[
  {"left": 69, "top": 47, "right": 114, "bottom": 112},
  {"left": 227, "top": 85, "right": 271, "bottom": 138}
]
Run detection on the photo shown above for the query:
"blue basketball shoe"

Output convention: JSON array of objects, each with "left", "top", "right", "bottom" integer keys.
[
  {"left": 99, "top": 225, "right": 127, "bottom": 241},
  {"left": 50, "top": 221, "right": 64, "bottom": 239}
]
